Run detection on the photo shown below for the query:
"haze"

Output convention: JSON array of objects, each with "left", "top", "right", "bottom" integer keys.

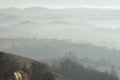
[{"left": 0, "top": 0, "right": 120, "bottom": 9}]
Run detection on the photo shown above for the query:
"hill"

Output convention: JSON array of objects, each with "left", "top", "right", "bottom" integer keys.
[
  {"left": 0, "top": 51, "right": 119, "bottom": 80},
  {"left": 1, "top": 38, "right": 119, "bottom": 66},
  {"left": 0, "top": 51, "right": 58, "bottom": 80}
]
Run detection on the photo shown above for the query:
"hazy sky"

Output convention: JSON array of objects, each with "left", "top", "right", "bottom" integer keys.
[{"left": 0, "top": 0, "right": 120, "bottom": 9}]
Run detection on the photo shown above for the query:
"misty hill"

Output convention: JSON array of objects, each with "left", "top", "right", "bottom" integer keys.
[
  {"left": 0, "top": 7, "right": 56, "bottom": 16},
  {"left": 0, "top": 13, "right": 17, "bottom": 26},
  {"left": 0, "top": 27, "right": 32, "bottom": 38},
  {"left": 0, "top": 51, "right": 58, "bottom": 80},
  {"left": 50, "top": 20, "right": 71, "bottom": 24},
  {"left": 0, "top": 51, "right": 119, "bottom": 80},
  {"left": 1, "top": 38, "right": 120, "bottom": 66},
  {"left": 1, "top": 7, "right": 120, "bottom": 49},
  {"left": 19, "top": 20, "right": 38, "bottom": 24},
  {"left": 1, "top": 15, "right": 120, "bottom": 50},
  {"left": 3, "top": 19, "right": 120, "bottom": 50},
  {"left": 51, "top": 55, "right": 119, "bottom": 80},
  {"left": 1, "top": 7, "right": 120, "bottom": 19}
]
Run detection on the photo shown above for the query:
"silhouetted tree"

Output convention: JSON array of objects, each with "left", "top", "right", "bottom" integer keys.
[{"left": 52, "top": 53, "right": 119, "bottom": 80}]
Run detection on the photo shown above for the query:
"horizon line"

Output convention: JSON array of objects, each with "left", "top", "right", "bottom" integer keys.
[{"left": 0, "top": 4, "right": 120, "bottom": 10}]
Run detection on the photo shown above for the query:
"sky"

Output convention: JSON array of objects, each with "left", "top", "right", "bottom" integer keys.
[{"left": 0, "top": 0, "right": 120, "bottom": 9}]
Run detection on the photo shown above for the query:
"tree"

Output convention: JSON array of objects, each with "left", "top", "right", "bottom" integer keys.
[{"left": 52, "top": 53, "right": 119, "bottom": 80}]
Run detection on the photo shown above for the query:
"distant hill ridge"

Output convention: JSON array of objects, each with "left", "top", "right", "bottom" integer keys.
[{"left": 2, "top": 38, "right": 120, "bottom": 66}]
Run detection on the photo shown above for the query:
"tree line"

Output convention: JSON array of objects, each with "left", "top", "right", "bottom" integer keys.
[{"left": 51, "top": 53, "right": 119, "bottom": 80}]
